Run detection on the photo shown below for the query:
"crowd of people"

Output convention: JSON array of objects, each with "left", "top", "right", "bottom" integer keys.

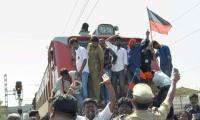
[{"left": 7, "top": 30, "right": 200, "bottom": 120}]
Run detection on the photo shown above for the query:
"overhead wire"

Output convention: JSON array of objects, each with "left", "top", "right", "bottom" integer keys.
[
  {"left": 181, "top": 65, "right": 200, "bottom": 73},
  {"left": 168, "top": 1, "right": 200, "bottom": 46},
  {"left": 62, "top": 0, "right": 80, "bottom": 34},
  {"left": 172, "top": 1, "right": 200, "bottom": 23},
  {"left": 85, "top": 0, "right": 100, "bottom": 22},
  {"left": 70, "top": 0, "right": 90, "bottom": 34},
  {"left": 170, "top": 27, "right": 200, "bottom": 46}
]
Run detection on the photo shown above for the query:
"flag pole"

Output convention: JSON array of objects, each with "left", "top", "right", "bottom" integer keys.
[
  {"left": 146, "top": 7, "right": 160, "bottom": 71},
  {"left": 146, "top": 7, "right": 154, "bottom": 42}
]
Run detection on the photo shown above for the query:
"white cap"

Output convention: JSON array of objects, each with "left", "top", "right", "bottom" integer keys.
[{"left": 133, "top": 83, "right": 154, "bottom": 103}]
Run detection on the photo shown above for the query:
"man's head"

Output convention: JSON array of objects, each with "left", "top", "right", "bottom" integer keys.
[
  {"left": 29, "top": 110, "right": 40, "bottom": 120},
  {"left": 118, "top": 97, "right": 133, "bottom": 115},
  {"left": 189, "top": 94, "right": 199, "bottom": 106},
  {"left": 50, "top": 95, "right": 78, "bottom": 120},
  {"left": 128, "top": 39, "right": 137, "bottom": 49},
  {"left": 69, "top": 38, "right": 79, "bottom": 50},
  {"left": 99, "top": 38, "right": 106, "bottom": 48},
  {"left": 81, "top": 23, "right": 89, "bottom": 32},
  {"left": 91, "top": 36, "right": 99, "bottom": 48},
  {"left": 152, "top": 40, "right": 161, "bottom": 49},
  {"left": 132, "top": 83, "right": 154, "bottom": 110},
  {"left": 7, "top": 113, "right": 20, "bottom": 120},
  {"left": 60, "top": 68, "right": 69, "bottom": 79},
  {"left": 82, "top": 98, "right": 98, "bottom": 120},
  {"left": 115, "top": 36, "right": 122, "bottom": 47}
]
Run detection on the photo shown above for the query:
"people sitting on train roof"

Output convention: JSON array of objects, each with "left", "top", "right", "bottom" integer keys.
[
  {"left": 7, "top": 113, "right": 20, "bottom": 120},
  {"left": 112, "top": 97, "right": 133, "bottom": 120},
  {"left": 76, "top": 73, "right": 116, "bottom": 120},
  {"left": 50, "top": 94, "right": 78, "bottom": 120},
  {"left": 79, "top": 23, "right": 90, "bottom": 36},
  {"left": 50, "top": 68, "right": 72, "bottom": 101}
]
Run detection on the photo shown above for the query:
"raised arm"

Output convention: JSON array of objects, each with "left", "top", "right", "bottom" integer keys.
[
  {"left": 163, "top": 71, "right": 180, "bottom": 105},
  {"left": 140, "top": 31, "right": 150, "bottom": 50},
  {"left": 105, "top": 40, "right": 116, "bottom": 52},
  {"left": 105, "top": 35, "right": 119, "bottom": 51},
  {"left": 105, "top": 80, "right": 116, "bottom": 113}
]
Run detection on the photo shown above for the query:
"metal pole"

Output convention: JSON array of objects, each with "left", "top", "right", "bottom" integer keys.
[
  {"left": 146, "top": 7, "right": 154, "bottom": 41},
  {"left": 180, "top": 96, "right": 183, "bottom": 111},
  {"left": 4, "top": 74, "right": 8, "bottom": 107}
]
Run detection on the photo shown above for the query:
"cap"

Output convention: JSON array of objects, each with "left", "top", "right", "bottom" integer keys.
[{"left": 133, "top": 83, "right": 154, "bottom": 103}]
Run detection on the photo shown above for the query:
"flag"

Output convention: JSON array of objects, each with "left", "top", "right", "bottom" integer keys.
[{"left": 147, "top": 8, "right": 172, "bottom": 35}]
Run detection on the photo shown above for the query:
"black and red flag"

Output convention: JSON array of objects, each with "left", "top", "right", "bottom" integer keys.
[{"left": 147, "top": 8, "right": 172, "bottom": 35}]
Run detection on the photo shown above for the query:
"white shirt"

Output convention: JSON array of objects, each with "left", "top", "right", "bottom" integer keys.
[
  {"left": 152, "top": 71, "right": 171, "bottom": 87},
  {"left": 105, "top": 41, "right": 128, "bottom": 72},
  {"left": 75, "top": 46, "right": 89, "bottom": 73},
  {"left": 76, "top": 104, "right": 113, "bottom": 120}
]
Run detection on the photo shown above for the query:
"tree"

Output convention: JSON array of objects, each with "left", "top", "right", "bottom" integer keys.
[{"left": 0, "top": 100, "right": 6, "bottom": 120}]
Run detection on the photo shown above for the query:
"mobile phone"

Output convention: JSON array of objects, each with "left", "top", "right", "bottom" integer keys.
[{"left": 173, "top": 68, "right": 179, "bottom": 74}]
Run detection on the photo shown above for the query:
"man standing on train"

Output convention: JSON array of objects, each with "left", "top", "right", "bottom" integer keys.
[
  {"left": 70, "top": 38, "right": 89, "bottom": 100},
  {"left": 152, "top": 41, "right": 173, "bottom": 77}
]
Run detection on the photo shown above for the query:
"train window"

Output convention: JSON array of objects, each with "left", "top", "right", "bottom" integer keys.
[
  {"left": 49, "top": 50, "right": 55, "bottom": 70},
  {"left": 98, "top": 24, "right": 114, "bottom": 35}
]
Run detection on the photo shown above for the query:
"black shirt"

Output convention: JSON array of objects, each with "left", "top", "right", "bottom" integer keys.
[
  {"left": 140, "top": 49, "right": 153, "bottom": 72},
  {"left": 103, "top": 48, "right": 117, "bottom": 69},
  {"left": 185, "top": 105, "right": 200, "bottom": 120}
]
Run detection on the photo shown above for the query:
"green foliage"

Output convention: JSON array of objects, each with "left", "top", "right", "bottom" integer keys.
[
  {"left": 0, "top": 116, "right": 6, "bottom": 120},
  {"left": 0, "top": 104, "right": 6, "bottom": 120}
]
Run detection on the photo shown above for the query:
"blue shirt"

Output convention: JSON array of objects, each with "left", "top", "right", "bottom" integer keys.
[
  {"left": 128, "top": 39, "right": 149, "bottom": 71},
  {"left": 156, "top": 45, "right": 172, "bottom": 71}
]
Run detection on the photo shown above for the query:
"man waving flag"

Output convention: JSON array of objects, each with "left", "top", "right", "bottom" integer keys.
[{"left": 147, "top": 8, "right": 172, "bottom": 35}]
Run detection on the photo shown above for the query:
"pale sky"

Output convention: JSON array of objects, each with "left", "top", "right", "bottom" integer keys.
[{"left": 0, "top": 0, "right": 200, "bottom": 106}]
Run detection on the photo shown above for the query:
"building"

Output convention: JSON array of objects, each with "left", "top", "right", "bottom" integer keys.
[{"left": 174, "top": 87, "right": 200, "bottom": 112}]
